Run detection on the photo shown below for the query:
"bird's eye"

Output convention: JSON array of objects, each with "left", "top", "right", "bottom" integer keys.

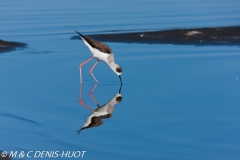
[
  {"left": 116, "top": 96, "right": 122, "bottom": 102},
  {"left": 116, "top": 67, "right": 122, "bottom": 73}
]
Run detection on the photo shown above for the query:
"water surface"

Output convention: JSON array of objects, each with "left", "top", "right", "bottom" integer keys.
[{"left": 0, "top": 0, "right": 240, "bottom": 160}]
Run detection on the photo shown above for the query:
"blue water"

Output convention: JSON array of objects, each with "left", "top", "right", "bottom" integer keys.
[{"left": 1, "top": 0, "right": 240, "bottom": 160}]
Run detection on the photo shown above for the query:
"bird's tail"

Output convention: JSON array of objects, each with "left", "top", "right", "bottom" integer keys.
[{"left": 75, "top": 30, "right": 84, "bottom": 38}]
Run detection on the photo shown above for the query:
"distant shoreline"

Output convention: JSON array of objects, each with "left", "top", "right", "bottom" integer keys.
[
  {"left": 72, "top": 26, "right": 240, "bottom": 46},
  {"left": 1, "top": 26, "right": 239, "bottom": 54},
  {"left": 0, "top": 39, "right": 27, "bottom": 53}
]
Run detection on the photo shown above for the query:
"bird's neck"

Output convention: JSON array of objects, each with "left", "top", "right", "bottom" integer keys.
[{"left": 108, "top": 61, "right": 116, "bottom": 69}]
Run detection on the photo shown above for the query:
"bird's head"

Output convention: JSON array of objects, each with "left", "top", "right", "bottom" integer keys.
[
  {"left": 109, "top": 63, "right": 122, "bottom": 76},
  {"left": 109, "top": 63, "right": 123, "bottom": 84},
  {"left": 115, "top": 64, "right": 122, "bottom": 76}
]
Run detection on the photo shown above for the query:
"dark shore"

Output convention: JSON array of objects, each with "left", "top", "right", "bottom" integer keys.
[
  {"left": 71, "top": 26, "right": 240, "bottom": 46},
  {"left": 0, "top": 39, "right": 27, "bottom": 53},
  {"left": 1, "top": 26, "right": 239, "bottom": 54}
]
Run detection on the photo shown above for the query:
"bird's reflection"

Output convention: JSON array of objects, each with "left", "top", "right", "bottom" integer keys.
[{"left": 78, "top": 83, "right": 122, "bottom": 133}]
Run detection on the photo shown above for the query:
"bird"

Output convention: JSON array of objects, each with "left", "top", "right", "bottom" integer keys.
[
  {"left": 79, "top": 91, "right": 122, "bottom": 132},
  {"left": 78, "top": 84, "right": 122, "bottom": 133},
  {"left": 75, "top": 31, "right": 122, "bottom": 84}
]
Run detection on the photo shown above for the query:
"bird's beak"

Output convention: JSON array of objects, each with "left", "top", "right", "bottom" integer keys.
[
  {"left": 118, "top": 82, "right": 122, "bottom": 94},
  {"left": 119, "top": 75, "right": 122, "bottom": 85}
]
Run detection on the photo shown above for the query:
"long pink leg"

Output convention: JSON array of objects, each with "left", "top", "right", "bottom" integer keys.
[
  {"left": 79, "top": 56, "right": 95, "bottom": 84},
  {"left": 79, "top": 83, "right": 94, "bottom": 112},
  {"left": 89, "top": 83, "right": 99, "bottom": 106},
  {"left": 89, "top": 60, "right": 99, "bottom": 83}
]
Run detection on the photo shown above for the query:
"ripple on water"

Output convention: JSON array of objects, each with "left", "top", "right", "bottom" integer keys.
[{"left": 0, "top": 112, "right": 42, "bottom": 128}]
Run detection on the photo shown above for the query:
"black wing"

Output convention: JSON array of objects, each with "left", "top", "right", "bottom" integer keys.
[{"left": 75, "top": 30, "right": 112, "bottom": 54}]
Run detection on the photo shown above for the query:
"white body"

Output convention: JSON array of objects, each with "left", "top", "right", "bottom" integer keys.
[{"left": 81, "top": 37, "right": 110, "bottom": 63}]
